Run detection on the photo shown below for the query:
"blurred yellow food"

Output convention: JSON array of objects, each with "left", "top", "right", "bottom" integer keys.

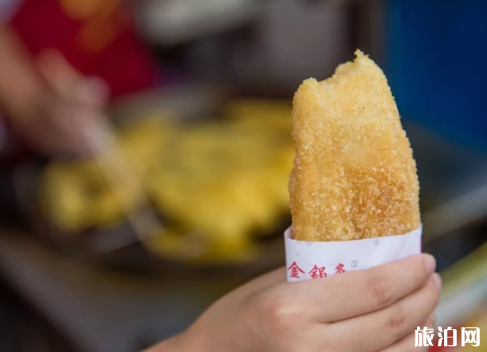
[{"left": 41, "top": 99, "right": 294, "bottom": 262}]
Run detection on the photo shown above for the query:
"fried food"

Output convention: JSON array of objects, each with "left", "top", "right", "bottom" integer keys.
[{"left": 289, "top": 50, "right": 420, "bottom": 242}]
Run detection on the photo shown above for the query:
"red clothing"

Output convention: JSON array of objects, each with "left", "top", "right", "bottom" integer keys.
[{"left": 9, "top": 0, "right": 157, "bottom": 99}]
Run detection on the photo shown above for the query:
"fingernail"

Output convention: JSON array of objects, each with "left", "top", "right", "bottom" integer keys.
[
  {"left": 432, "top": 273, "right": 442, "bottom": 291},
  {"left": 424, "top": 254, "right": 436, "bottom": 274}
]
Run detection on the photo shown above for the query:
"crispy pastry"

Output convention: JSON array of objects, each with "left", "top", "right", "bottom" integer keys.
[{"left": 289, "top": 50, "right": 420, "bottom": 241}]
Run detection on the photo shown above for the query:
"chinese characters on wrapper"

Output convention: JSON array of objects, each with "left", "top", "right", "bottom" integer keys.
[
  {"left": 287, "top": 262, "right": 305, "bottom": 279},
  {"left": 308, "top": 265, "right": 327, "bottom": 279},
  {"left": 288, "top": 262, "right": 346, "bottom": 280},
  {"left": 415, "top": 326, "right": 480, "bottom": 347}
]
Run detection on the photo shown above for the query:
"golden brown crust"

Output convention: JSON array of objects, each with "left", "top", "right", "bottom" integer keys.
[{"left": 289, "top": 50, "right": 420, "bottom": 241}]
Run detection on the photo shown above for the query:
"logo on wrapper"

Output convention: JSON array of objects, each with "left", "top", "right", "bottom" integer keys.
[
  {"left": 284, "top": 227, "right": 423, "bottom": 283},
  {"left": 335, "top": 263, "right": 346, "bottom": 274},
  {"left": 414, "top": 326, "right": 480, "bottom": 347},
  {"left": 287, "top": 262, "right": 305, "bottom": 279},
  {"left": 288, "top": 262, "right": 346, "bottom": 280},
  {"left": 308, "top": 265, "right": 327, "bottom": 279}
]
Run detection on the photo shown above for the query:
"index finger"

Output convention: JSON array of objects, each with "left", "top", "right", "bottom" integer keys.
[
  {"left": 37, "top": 50, "right": 80, "bottom": 97},
  {"left": 293, "top": 254, "right": 436, "bottom": 322}
]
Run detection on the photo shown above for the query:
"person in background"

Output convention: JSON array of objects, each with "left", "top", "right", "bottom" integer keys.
[{"left": 0, "top": 0, "right": 158, "bottom": 157}]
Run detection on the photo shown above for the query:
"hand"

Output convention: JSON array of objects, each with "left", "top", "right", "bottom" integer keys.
[
  {"left": 149, "top": 254, "right": 440, "bottom": 352},
  {"left": 11, "top": 51, "right": 108, "bottom": 156}
]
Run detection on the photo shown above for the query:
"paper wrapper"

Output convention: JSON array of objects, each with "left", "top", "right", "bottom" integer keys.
[{"left": 285, "top": 227, "right": 422, "bottom": 282}]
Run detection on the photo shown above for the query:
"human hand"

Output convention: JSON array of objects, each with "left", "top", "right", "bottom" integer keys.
[
  {"left": 150, "top": 254, "right": 440, "bottom": 352},
  {"left": 12, "top": 51, "right": 108, "bottom": 156}
]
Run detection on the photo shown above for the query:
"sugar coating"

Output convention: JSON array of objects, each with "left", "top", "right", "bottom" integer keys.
[{"left": 289, "top": 50, "right": 420, "bottom": 241}]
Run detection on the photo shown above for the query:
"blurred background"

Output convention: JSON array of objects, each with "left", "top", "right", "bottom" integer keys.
[{"left": 0, "top": 0, "right": 486, "bottom": 351}]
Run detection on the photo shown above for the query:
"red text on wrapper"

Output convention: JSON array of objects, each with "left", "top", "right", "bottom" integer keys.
[
  {"left": 287, "top": 262, "right": 305, "bottom": 279},
  {"left": 308, "top": 265, "right": 327, "bottom": 279},
  {"left": 335, "top": 263, "right": 346, "bottom": 274}
]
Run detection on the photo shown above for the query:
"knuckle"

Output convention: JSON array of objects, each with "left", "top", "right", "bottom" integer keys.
[
  {"left": 368, "top": 269, "right": 394, "bottom": 306},
  {"left": 388, "top": 304, "right": 409, "bottom": 338},
  {"left": 254, "top": 291, "right": 300, "bottom": 330}
]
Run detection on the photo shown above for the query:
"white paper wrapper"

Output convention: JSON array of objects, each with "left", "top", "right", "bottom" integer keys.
[{"left": 285, "top": 227, "right": 422, "bottom": 282}]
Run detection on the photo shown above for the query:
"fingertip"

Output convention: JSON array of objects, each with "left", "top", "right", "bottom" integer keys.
[
  {"left": 395, "top": 254, "right": 435, "bottom": 278},
  {"left": 432, "top": 273, "right": 442, "bottom": 292},
  {"left": 422, "top": 254, "right": 437, "bottom": 275}
]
